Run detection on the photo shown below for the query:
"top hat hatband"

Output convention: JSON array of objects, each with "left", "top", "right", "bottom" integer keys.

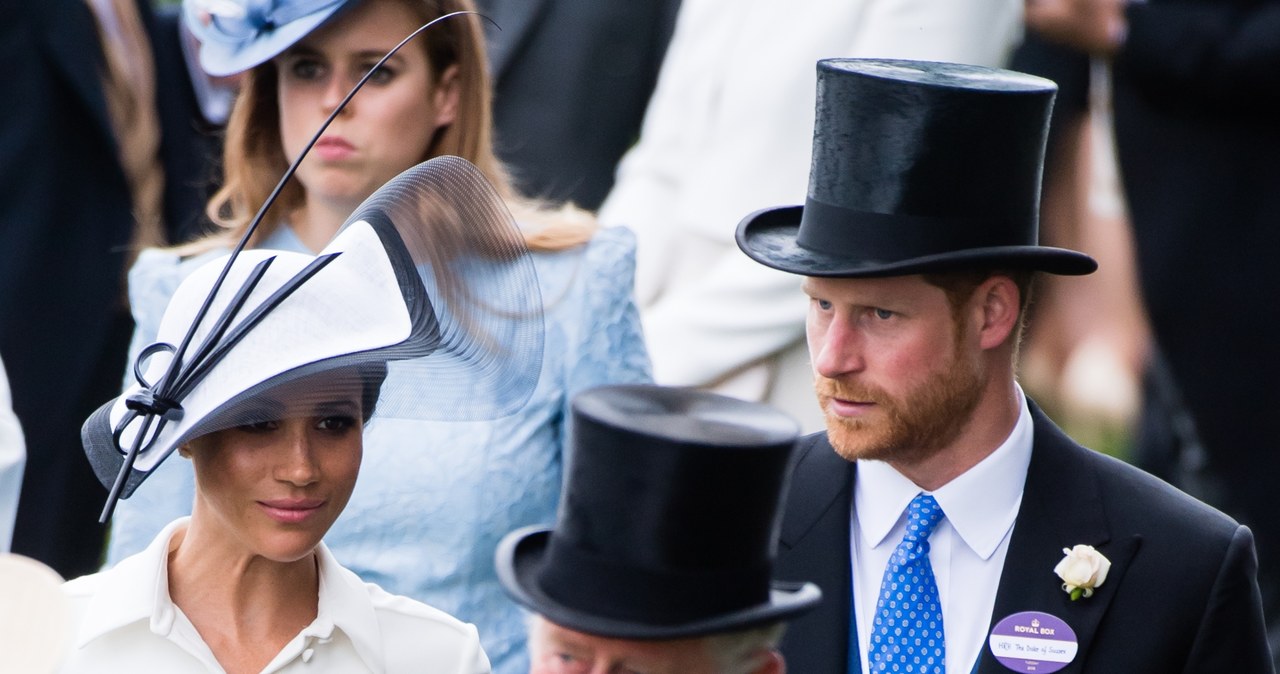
[
  {"left": 496, "top": 385, "right": 821, "bottom": 640},
  {"left": 737, "top": 59, "right": 1097, "bottom": 278}
]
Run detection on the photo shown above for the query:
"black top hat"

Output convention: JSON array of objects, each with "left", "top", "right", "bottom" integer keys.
[
  {"left": 737, "top": 59, "right": 1097, "bottom": 277},
  {"left": 495, "top": 384, "right": 822, "bottom": 639}
]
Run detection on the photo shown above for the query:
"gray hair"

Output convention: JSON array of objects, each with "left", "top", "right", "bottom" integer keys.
[
  {"left": 705, "top": 623, "right": 786, "bottom": 674},
  {"left": 526, "top": 614, "right": 785, "bottom": 674}
]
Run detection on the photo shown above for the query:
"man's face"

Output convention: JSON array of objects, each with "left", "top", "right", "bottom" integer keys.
[
  {"left": 529, "top": 618, "right": 720, "bottom": 674},
  {"left": 804, "top": 275, "right": 986, "bottom": 466}
]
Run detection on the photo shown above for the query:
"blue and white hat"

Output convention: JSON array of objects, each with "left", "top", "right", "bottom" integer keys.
[{"left": 183, "top": 0, "right": 355, "bottom": 76}]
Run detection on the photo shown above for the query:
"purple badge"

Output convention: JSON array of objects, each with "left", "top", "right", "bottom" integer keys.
[{"left": 987, "top": 611, "right": 1079, "bottom": 673}]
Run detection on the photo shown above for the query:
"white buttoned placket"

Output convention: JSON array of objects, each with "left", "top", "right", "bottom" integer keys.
[{"left": 299, "top": 634, "right": 335, "bottom": 664}]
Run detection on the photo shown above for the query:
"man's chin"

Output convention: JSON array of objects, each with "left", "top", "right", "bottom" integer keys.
[{"left": 824, "top": 416, "right": 889, "bottom": 463}]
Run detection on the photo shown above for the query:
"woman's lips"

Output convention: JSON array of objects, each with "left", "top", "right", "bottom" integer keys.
[
  {"left": 258, "top": 498, "right": 326, "bottom": 524},
  {"left": 314, "top": 136, "right": 355, "bottom": 161}
]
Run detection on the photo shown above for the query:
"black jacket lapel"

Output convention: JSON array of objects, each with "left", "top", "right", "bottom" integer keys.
[
  {"left": 978, "top": 404, "right": 1138, "bottom": 674},
  {"left": 777, "top": 432, "right": 857, "bottom": 674}
]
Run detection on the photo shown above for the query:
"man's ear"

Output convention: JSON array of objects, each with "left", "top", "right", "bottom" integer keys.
[
  {"left": 974, "top": 275, "right": 1021, "bottom": 351},
  {"left": 752, "top": 650, "right": 785, "bottom": 674}
]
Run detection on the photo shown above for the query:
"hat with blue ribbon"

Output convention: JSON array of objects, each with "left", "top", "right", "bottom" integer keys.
[{"left": 184, "top": 0, "right": 354, "bottom": 76}]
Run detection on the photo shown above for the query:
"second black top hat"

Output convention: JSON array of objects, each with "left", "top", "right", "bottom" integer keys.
[
  {"left": 737, "top": 58, "right": 1097, "bottom": 278},
  {"left": 495, "top": 384, "right": 822, "bottom": 639}
]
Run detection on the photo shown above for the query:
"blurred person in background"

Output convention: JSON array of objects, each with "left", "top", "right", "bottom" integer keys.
[
  {"left": 1025, "top": 0, "right": 1280, "bottom": 661},
  {"left": 476, "top": 0, "right": 680, "bottom": 211},
  {"left": 0, "top": 356, "right": 24, "bottom": 553},
  {"left": 597, "top": 0, "right": 1025, "bottom": 431},
  {"left": 105, "top": 2, "right": 650, "bottom": 672},
  {"left": 0, "top": 0, "right": 224, "bottom": 579},
  {"left": 1007, "top": 32, "right": 1149, "bottom": 449}
]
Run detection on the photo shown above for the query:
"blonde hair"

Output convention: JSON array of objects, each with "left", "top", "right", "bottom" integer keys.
[{"left": 182, "top": 0, "right": 594, "bottom": 255}]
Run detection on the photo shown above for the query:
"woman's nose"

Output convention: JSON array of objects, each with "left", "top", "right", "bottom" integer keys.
[
  {"left": 275, "top": 427, "right": 320, "bottom": 486},
  {"left": 321, "top": 70, "right": 352, "bottom": 115}
]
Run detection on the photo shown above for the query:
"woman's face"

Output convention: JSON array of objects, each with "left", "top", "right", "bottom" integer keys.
[
  {"left": 187, "top": 390, "right": 365, "bottom": 563},
  {"left": 276, "top": 0, "right": 459, "bottom": 212}
]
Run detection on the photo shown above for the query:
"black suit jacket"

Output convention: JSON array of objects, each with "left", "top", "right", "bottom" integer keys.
[
  {"left": 475, "top": 0, "right": 679, "bottom": 211},
  {"left": 775, "top": 402, "right": 1273, "bottom": 673},
  {"left": 0, "top": 0, "right": 216, "bottom": 577},
  {"left": 1108, "top": 1, "right": 1280, "bottom": 611}
]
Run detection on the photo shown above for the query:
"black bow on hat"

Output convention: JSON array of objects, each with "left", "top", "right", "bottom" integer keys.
[
  {"left": 737, "top": 58, "right": 1097, "bottom": 278},
  {"left": 496, "top": 384, "right": 822, "bottom": 639}
]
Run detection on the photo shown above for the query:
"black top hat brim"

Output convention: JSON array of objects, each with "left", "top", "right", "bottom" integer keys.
[
  {"left": 738, "top": 206, "right": 1097, "bottom": 278},
  {"left": 496, "top": 526, "right": 822, "bottom": 640}
]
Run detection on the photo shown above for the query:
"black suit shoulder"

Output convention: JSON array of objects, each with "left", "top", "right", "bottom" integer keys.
[
  {"left": 1072, "top": 432, "right": 1241, "bottom": 542},
  {"left": 1002, "top": 407, "right": 1274, "bottom": 673}
]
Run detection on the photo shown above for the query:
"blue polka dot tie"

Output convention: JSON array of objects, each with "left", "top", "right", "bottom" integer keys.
[{"left": 867, "top": 493, "right": 946, "bottom": 673}]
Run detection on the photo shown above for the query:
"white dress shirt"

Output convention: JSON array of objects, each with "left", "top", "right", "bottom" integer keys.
[
  {"left": 60, "top": 518, "right": 491, "bottom": 673},
  {"left": 852, "top": 386, "right": 1034, "bottom": 674}
]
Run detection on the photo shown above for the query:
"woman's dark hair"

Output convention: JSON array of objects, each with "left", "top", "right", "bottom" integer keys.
[{"left": 359, "top": 362, "right": 390, "bottom": 422}]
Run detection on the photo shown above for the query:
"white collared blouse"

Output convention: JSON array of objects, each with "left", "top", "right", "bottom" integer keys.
[{"left": 60, "top": 518, "right": 491, "bottom": 673}]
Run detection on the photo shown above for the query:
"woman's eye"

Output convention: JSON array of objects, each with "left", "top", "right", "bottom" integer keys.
[
  {"left": 317, "top": 415, "right": 356, "bottom": 432},
  {"left": 362, "top": 63, "right": 394, "bottom": 84},
  {"left": 240, "top": 420, "right": 279, "bottom": 433},
  {"left": 288, "top": 59, "right": 324, "bottom": 81}
]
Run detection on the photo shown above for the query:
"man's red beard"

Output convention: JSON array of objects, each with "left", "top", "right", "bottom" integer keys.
[{"left": 815, "top": 346, "right": 986, "bottom": 466}]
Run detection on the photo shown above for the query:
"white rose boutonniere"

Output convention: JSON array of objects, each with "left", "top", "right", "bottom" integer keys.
[{"left": 1054, "top": 544, "right": 1111, "bottom": 601}]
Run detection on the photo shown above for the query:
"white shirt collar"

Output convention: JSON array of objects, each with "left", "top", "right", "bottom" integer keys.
[
  {"left": 855, "top": 384, "right": 1034, "bottom": 560},
  {"left": 77, "top": 518, "right": 183, "bottom": 647},
  {"left": 308, "top": 540, "right": 386, "bottom": 671},
  {"left": 78, "top": 517, "right": 388, "bottom": 672}
]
